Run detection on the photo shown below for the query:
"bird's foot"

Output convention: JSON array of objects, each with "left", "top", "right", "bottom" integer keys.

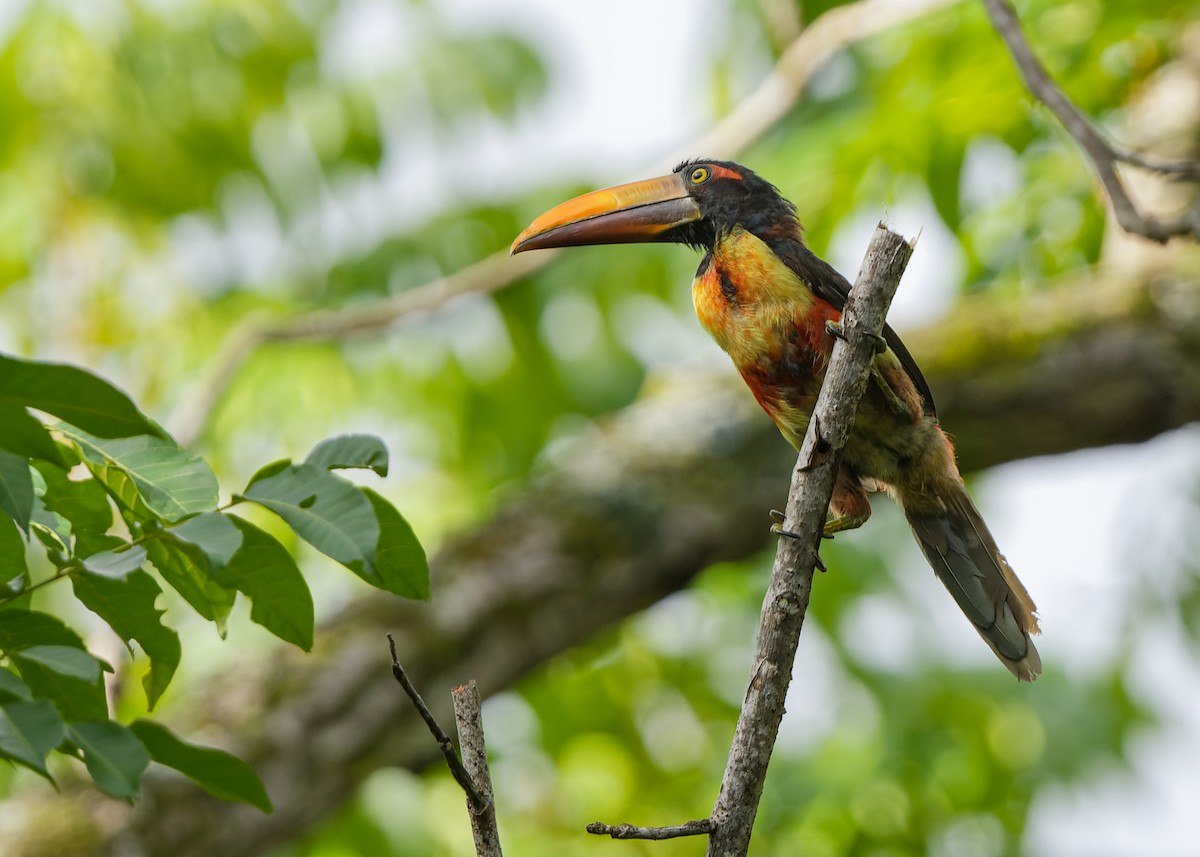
[
  {"left": 769, "top": 510, "right": 827, "bottom": 572},
  {"left": 824, "top": 319, "right": 846, "bottom": 342},
  {"left": 825, "top": 320, "right": 887, "bottom": 354},
  {"left": 822, "top": 510, "right": 870, "bottom": 538}
]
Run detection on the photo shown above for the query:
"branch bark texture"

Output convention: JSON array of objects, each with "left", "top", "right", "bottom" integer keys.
[
  {"left": 452, "top": 682, "right": 503, "bottom": 857},
  {"left": 586, "top": 819, "right": 716, "bottom": 840},
  {"left": 706, "top": 226, "right": 913, "bottom": 856}
]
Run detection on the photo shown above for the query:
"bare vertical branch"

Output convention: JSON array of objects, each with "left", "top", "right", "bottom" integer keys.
[
  {"left": 705, "top": 225, "right": 913, "bottom": 857},
  {"left": 452, "top": 682, "right": 504, "bottom": 857}
]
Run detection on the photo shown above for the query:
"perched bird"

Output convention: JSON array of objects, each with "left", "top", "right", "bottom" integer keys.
[{"left": 512, "top": 159, "right": 1041, "bottom": 681}]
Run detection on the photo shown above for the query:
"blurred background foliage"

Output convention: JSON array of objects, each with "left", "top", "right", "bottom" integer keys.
[{"left": 1, "top": 0, "right": 1199, "bottom": 854}]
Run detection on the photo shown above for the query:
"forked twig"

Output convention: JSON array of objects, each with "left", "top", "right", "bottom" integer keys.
[
  {"left": 981, "top": 0, "right": 1200, "bottom": 243},
  {"left": 386, "top": 635, "right": 491, "bottom": 813}
]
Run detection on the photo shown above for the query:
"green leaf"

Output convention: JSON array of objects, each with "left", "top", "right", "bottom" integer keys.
[
  {"left": 143, "top": 512, "right": 244, "bottom": 638},
  {"left": 67, "top": 721, "right": 150, "bottom": 801},
  {"left": 9, "top": 645, "right": 108, "bottom": 722},
  {"left": 0, "top": 353, "right": 163, "bottom": 439},
  {"left": 0, "top": 609, "right": 88, "bottom": 650},
  {"left": 363, "top": 488, "right": 429, "bottom": 600},
  {"left": 0, "top": 515, "right": 28, "bottom": 606},
  {"left": 0, "top": 700, "right": 65, "bottom": 780},
  {"left": 0, "top": 405, "right": 64, "bottom": 465},
  {"left": 72, "top": 553, "right": 181, "bottom": 709},
  {"left": 241, "top": 462, "right": 379, "bottom": 576},
  {"left": 29, "top": 495, "right": 71, "bottom": 556},
  {"left": 245, "top": 459, "right": 289, "bottom": 484},
  {"left": 130, "top": 720, "right": 272, "bottom": 812},
  {"left": 167, "top": 512, "right": 244, "bottom": 570},
  {"left": 56, "top": 425, "right": 218, "bottom": 524},
  {"left": 35, "top": 461, "right": 113, "bottom": 537},
  {"left": 14, "top": 645, "right": 102, "bottom": 682},
  {"left": 81, "top": 544, "right": 148, "bottom": 577},
  {"left": 0, "top": 449, "right": 33, "bottom": 533},
  {"left": 0, "top": 576, "right": 30, "bottom": 611},
  {"left": 215, "top": 517, "right": 313, "bottom": 651},
  {"left": 0, "top": 668, "right": 32, "bottom": 702},
  {"left": 145, "top": 538, "right": 236, "bottom": 632},
  {"left": 305, "top": 434, "right": 389, "bottom": 477}
]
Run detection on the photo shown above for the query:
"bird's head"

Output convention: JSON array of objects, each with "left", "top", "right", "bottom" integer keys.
[{"left": 511, "top": 159, "right": 800, "bottom": 255}]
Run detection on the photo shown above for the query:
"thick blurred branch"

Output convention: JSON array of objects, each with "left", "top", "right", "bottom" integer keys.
[
  {"left": 707, "top": 226, "right": 912, "bottom": 856},
  {"left": 982, "top": 0, "right": 1200, "bottom": 243},
  {"left": 170, "top": 0, "right": 958, "bottom": 448},
  {"left": 34, "top": 251, "right": 1191, "bottom": 857},
  {"left": 911, "top": 259, "right": 1200, "bottom": 468}
]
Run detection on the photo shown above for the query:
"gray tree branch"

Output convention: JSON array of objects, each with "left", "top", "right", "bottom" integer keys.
[
  {"left": 982, "top": 0, "right": 1200, "bottom": 243},
  {"left": 706, "top": 226, "right": 912, "bottom": 856},
  {"left": 452, "top": 681, "right": 503, "bottom": 857},
  {"left": 586, "top": 819, "right": 716, "bottom": 840}
]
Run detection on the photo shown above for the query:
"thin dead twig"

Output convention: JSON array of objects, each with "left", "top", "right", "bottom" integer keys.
[
  {"left": 386, "top": 634, "right": 490, "bottom": 812},
  {"left": 586, "top": 819, "right": 716, "bottom": 840}
]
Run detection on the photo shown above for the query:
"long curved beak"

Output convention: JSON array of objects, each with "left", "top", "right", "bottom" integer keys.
[{"left": 511, "top": 173, "right": 700, "bottom": 254}]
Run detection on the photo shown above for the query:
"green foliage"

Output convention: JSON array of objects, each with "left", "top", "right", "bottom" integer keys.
[
  {"left": 0, "top": 352, "right": 428, "bottom": 806},
  {"left": 214, "top": 516, "right": 315, "bottom": 651},
  {"left": 72, "top": 548, "right": 182, "bottom": 709},
  {"left": 0, "top": 353, "right": 163, "bottom": 440},
  {"left": 55, "top": 426, "right": 219, "bottom": 522},
  {"left": 67, "top": 720, "right": 151, "bottom": 801},
  {"left": 0, "top": 698, "right": 64, "bottom": 781},
  {"left": 130, "top": 720, "right": 272, "bottom": 811},
  {"left": 306, "top": 434, "right": 390, "bottom": 477}
]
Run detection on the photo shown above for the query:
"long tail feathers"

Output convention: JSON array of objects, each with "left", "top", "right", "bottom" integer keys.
[{"left": 905, "top": 488, "right": 1041, "bottom": 681}]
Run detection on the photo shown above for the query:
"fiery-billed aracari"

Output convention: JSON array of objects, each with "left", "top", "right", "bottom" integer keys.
[{"left": 512, "top": 159, "right": 1041, "bottom": 681}]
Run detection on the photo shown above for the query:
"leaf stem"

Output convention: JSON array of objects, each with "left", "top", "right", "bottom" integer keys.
[{"left": 0, "top": 563, "right": 81, "bottom": 605}]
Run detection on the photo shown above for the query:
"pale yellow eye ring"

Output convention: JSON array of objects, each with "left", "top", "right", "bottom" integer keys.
[{"left": 689, "top": 166, "right": 710, "bottom": 184}]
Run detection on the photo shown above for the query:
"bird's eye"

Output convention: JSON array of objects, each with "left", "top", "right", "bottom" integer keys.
[{"left": 689, "top": 166, "right": 711, "bottom": 184}]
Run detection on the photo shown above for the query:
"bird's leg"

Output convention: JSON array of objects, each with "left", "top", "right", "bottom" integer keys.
[
  {"left": 769, "top": 510, "right": 827, "bottom": 572},
  {"left": 824, "top": 468, "right": 872, "bottom": 538},
  {"left": 825, "top": 320, "right": 913, "bottom": 421},
  {"left": 870, "top": 366, "right": 916, "bottom": 421}
]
